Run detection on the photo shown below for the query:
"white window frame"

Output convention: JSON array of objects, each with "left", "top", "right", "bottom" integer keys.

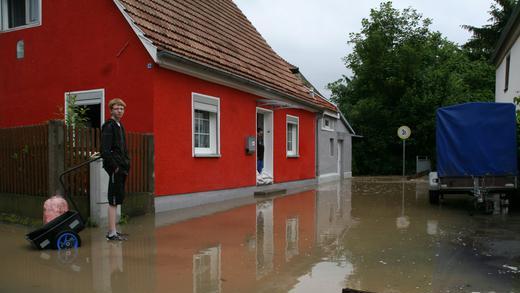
[
  {"left": 192, "top": 93, "right": 220, "bottom": 157},
  {"left": 286, "top": 115, "right": 299, "bottom": 157},
  {"left": 0, "top": 0, "right": 42, "bottom": 33}
]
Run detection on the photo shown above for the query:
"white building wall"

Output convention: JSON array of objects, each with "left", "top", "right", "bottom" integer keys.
[{"left": 496, "top": 34, "right": 520, "bottom": 104}]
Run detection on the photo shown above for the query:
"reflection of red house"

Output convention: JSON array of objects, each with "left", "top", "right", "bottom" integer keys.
[
  {"left": 155, "top": 190, "right": 316, "bottom": 292},
  {"left": 0, "top": 0, "right": 336, "bottom": 206}
]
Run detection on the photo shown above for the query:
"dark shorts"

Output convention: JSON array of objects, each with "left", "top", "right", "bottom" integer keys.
[{"left": 108, "top": 172, "right": 127, "bottom": 206}]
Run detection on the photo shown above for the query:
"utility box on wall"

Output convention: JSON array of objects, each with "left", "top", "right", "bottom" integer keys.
[{"left": 246, "top": 136, "right": 256, "bottom": 154}]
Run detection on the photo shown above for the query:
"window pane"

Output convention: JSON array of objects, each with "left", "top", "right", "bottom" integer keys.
[
  {"left": 202, "top": 134, "right": 209, "bottom": 148},
  {"left": 330, "top": 138, "right": 334, "bottom": 156},
  {"left": 29, "top": 0, "right": 38, "bottom": 22},
  {"left": 287, "top": 124, "right": 293, "bottom": 151},
  {"left": 195, "top": 110, "right": 211, "bottom": 149},
  {"left": 8, "top": 0, "right": 26, "bottom": 28},
  {"left": 293, "top": 125, "right": 298, "bottom": 153}
]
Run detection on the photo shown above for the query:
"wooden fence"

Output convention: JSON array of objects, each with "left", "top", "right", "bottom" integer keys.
[
  {"left": 63, "top": 126, "right": 100, "bottom": 197},
  {"left": 0, "top": 121, "right": 153, "bottom": 198},
  {"left": 63, "top": 126, "right": 153, "bottom": 197},
  {"left": 0, "top": 123, "right": 49, "bottom": 196}
]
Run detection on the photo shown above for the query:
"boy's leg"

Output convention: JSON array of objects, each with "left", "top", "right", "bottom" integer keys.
[{"left": 108, "top": 205, "right": 117, "bottom": 235}]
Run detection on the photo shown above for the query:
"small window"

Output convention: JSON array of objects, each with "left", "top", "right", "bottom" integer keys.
[
  {"left": 16, "top": 40, "right": 24, "bottom": 59},
  {"left": 330, "top": 138, "right": 334, "bottom": 156},
  {"left": 193, "top": 93, "right": 220, "bottom": 156},
  {"left": 322, "top": 116, "right": 335, "bottom": 131},
  {"left": 0, "top": 0, "right": 41, "bottom": 32},
  {"left": 505, "top": 54, "right": 511, "bottom": 92},
  {"left": 286, "top": 115, "right": 299, "bottom": 157}
]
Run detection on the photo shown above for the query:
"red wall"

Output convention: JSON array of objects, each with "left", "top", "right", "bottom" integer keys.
[
  {"left": 154, "top": 68, "right": 316, "bottom": 196},
  {"left": 0, "top": 0, "right": 154, "bottom": 132},
  {"left": 273, "top": 108, "right": 316, "bottom": 182}
]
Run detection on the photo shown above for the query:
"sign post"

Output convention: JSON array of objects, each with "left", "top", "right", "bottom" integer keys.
[{"left": 397, "top": 126, "right": 411, "bottom": 177}]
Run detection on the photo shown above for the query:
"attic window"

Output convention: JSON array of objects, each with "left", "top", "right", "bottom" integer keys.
[
  {"left": 322, "top": 117, "right": 335, "bottom": 131},
  {"left": 0, "top": 0, "right": 41, "bottom": 32}
]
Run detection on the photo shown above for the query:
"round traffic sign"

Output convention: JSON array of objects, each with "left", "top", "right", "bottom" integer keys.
[{"left": 397, "top": 126, "right": 411, "bottom": 140}]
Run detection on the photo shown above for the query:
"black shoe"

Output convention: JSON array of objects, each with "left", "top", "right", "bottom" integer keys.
[
  {"left": 116, "top": 231, "right": 129, "bottom": 237},
  {"left": 106, "top": 233, "right": 127, "bottom": 241}
]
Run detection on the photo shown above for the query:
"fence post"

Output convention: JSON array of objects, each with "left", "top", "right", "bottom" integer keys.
[{"left": 48, "top": 120, "right": 65, "bottom": 196}]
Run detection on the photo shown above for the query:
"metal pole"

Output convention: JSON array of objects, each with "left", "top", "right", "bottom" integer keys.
[{"left": 402, "top": 140, "right": 406, "bottom": 177}]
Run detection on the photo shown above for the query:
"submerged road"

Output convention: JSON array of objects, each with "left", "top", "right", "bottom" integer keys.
[{"left": 1, "top": 177, "right": 519, "bottom": 293}]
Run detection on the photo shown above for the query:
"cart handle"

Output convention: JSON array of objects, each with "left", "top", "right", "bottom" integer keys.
[{"left": 59, "top": 153, "right": 102, "bottom": 220}]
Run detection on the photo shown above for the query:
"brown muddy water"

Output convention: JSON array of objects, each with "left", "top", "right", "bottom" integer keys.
[{"left": 1, "top": 178, "right": 520, "bottom": 293}]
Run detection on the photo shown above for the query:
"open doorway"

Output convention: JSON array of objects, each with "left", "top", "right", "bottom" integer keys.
[
  {"left": 256, "top": 108, "right": 273, "bottom": 184},
  {"left": 64, "top": 89, "right": 104, "bottom": 128}
]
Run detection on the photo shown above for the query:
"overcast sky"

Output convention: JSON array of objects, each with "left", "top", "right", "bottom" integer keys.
[{"left": 233, "top": 0, "right": 494, "bottom": 99}]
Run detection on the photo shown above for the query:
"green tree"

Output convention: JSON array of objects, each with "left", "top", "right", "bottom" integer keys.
[
  {"left": 329, "top": 2, "right": 494, "bottom": 175},
  {"left": 462, "top": 0, "right": 518, "bottom": 61},
  {"left": 65, "top": 94, "right": 89, "bottom": 129}
]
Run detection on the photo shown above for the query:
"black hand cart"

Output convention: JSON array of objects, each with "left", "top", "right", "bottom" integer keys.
[{"left": 25, "top": 155, "right": 101, "bottom": 250}]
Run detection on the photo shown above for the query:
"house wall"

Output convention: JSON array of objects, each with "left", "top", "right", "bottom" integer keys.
[
  {"left": 317, "top": 116, "right": 352, "bottom": 180},
  {"left": 153, "top": 67, "right": 316, "bottom": 196},
  {"left": 496, "top": 33, "right": 520, "bottom": 104},
  {"left": 0, "top": 0, "right": 154, "bottom": 132}
]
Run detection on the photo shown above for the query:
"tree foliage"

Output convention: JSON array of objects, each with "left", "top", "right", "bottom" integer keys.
[
  {"left": 65, "top": 94, "right": 89, "bottom": 129},
  {"left": 462, "top": 0, "right": 518, "bottom": 60},
  {"left": 329, "top": 2, "right": 495, "bottom": 175}
]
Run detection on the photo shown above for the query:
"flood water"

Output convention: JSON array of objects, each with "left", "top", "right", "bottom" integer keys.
[{"left": 1, "top": 177, "right": 520, "bottom": 293}]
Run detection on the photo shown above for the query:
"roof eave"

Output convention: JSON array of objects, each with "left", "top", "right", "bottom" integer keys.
[{"left": 492, "top": 2, "right": 520, "bottom": 65}]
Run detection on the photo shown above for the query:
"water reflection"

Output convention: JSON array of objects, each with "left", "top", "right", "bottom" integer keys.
[{"left": 1, "top": 178, "right": 520, "bottom": 292}]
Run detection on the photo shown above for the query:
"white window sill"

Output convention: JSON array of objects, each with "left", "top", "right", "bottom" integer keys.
[
  {"left": 194, "top": 154, "right": 221, "bottom": 158},
  {"left": 286, "top": 154, "right": 299, "bottom": 158},
  {"left": 1, "top": 23, "right": 41, "bottom": 33}
]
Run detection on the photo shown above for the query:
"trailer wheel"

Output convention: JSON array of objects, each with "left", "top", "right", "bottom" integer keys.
[
  {"left": 55, "top": 231, "right": 81, "bottom": 250},
  {"left": 429, "top": 190, "right": 440, "bottom": 205}
]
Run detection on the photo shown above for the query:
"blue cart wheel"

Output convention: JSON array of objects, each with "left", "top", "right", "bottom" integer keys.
[{"left": 56, "top": 231, "right": 81, "bottom": 250}]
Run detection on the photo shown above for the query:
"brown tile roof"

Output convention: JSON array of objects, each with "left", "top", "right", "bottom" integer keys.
[{"left": 116, "top": 0, "right": 336, "bottom": 111}]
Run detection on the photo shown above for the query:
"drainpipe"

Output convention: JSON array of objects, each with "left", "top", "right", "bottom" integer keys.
[{"left": 315, "top": 114, "right": 320, "bottom": 178}]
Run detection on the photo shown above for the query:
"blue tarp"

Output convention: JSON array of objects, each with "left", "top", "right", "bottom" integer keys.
[{"left": 436, "top": 102, "right": 517, "bottom": 177}]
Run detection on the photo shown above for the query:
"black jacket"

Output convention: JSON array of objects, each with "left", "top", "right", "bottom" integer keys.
[
  {"left": 101, "top": 119, "right": 130, "bottom": 174},
  {"left": 257, "top": 136, "right": 264, "bottom": 160}
]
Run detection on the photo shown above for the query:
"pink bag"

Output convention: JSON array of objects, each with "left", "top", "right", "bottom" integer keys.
[{"left": 43, "top": 196, "right": 69, "bottom": 224}]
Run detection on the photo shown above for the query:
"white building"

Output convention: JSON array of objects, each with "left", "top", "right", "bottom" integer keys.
[{"left": 494, "top": 3, "right": 520, "bottom": 103}]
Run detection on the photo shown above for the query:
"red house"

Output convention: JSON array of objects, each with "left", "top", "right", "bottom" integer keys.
[{"left": 0, "top": 0, "right": 337, "bottom": 211}]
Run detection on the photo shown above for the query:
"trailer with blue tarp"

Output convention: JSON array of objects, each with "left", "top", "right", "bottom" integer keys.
[{"left": 429, "top": 102, "right": 518, "bottom": 212}]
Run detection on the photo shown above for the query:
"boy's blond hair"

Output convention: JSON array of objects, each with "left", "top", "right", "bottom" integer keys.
[{"left": 108, "top": 98, "right": 126, "bottom": 110}]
